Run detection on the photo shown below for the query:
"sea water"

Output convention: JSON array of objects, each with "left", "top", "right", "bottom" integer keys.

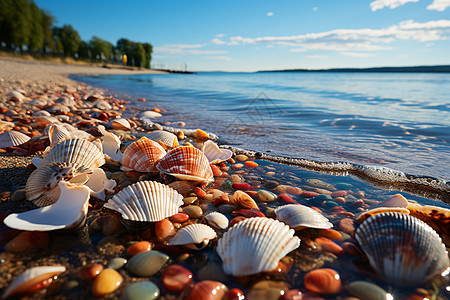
[{"left": 76, "top": 71, "right": 450, "bottom": 182}]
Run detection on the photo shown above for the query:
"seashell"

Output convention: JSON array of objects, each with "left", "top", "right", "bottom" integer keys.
[
  {"left": 1, "top": 265, "right": 66, "bottom": 299},
  {"left": 94, "top": 100, "right": 112, "bottom": 110},
  {"left": 407, "top": 202, "right": 450, "bottom": 242},
  {"left": 84, "top": 168, "right": 117, "bottom": 200},
  {"left": 168, "top": 181, "right": 194, "bottom": 197},
  {"left": 0, "top": 130, "right": 30, "bottom": 148},
  {"left": 5, "top": 181, "right": 90, "bottom": 231},
  {"left": 46, "top": 124, "right": 70, "bottom": 147},
  {"left": 98, "top": 126, "right": 123, "bottom": 162},
  {"left": 216, "top": 217, "right": 300, "bottom": 276},
  {"left": 33, "top": 110, "right": 51, "bottom": 117},
  {"left": 201, "top": 140, "right": 233, "bottom": 164},
  {"left": 140, "top": 111, "right": 162, "bottom": 118},
  {"left": 230, "top": 190, "right": 259, "bottom": 210},
  {"left": 34, "top": 115, "right": 61, "bottom": 126},
  {"left": 104, "top": 181, "right": 184, "bottom": 222},
  {"left": 145, "top": 130, "right": 179, "bottom": 149},
  {"left": 121, "top": 137, "right": 166, "bottom": 172},
  {"left": 8, "top": 90, "right": 26, "bottom": 102},
  {"left": 275, "top": 204, "right": 333, "bottom": 230},
  {"left": 205, "top": 212, "right": 229, "bottom": 230},
  {"left": 111, "top": 118, "right": 131, "bottom": 130},
  {"left": 41, "top": 138, "right": 105, "bottom": 171},
  {"left": 377, "top": 193, "right": 409, "bottom": 208},
  {"left": 169, "top": 223, "right": 217, "bottom": 250},
  {"left": 55, "top": 96, "right": 76, "bottom": 106},
  {"left": 354, "top": 212, "right": 450, "bottom": 286},
  {"left": 0, "top": 120, "right": 15, "bottom": 131},
  {"left": 356, "top": 207, "right": 410, "bottom": 223},
  {"left": 157, "top": 146, "right": 214, "bottom": 183}
]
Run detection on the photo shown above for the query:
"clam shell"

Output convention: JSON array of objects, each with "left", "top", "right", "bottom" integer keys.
[
  {"left": 205, "top": 212, "right": 229, "bottom": 230},
  {"left": 1, "top": 265, "right": 66, "bottom": 299},
  {"left": 0, "top": 130, "right": 30, "bottom": 148},
  {"left": 104, "top": 181, "right": 184, "bottom": 222},
  {"left": 201, "top": 140, "right": 232, "bottom": 164},
  {"left": 145, "top": 130, "right": 179, "bottom": 149},
  {"left": 157, "top": 146, "right": 214, "bottom": 183},
  {"left": 169, "top": 223, "right": 217, "bottom": 250},
  {"left": 121, "top": 137, "right": 166, "bottom": 172},
  {"left": 5, "top": 181, "right": 90, "bottom": 231},
  {"left": 355, "top": 212, "right": 450, "bottom": 286},
  {"left": 275, "top": 204, "right": 333, "bottom": 230},
  {"left": 140, "top": 111, "right": 162, "bottom": 118},
  {"left": 216, "top": 217, "right": 300, "bottom": 276},
  {"left": 111, "top": 118, "right": 131, "bottom": 130},
  {"left": 41, "top": 138, "right": 105, "bottom": 171}
]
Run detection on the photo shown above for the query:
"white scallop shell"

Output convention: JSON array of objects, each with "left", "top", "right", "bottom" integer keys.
[
  {"left": 5, "top": 181, "right": 90, "bottom": 231},
  {"left": 205, "top": 212, "right": 229, "bottom": 230},
  {"left": 1, "top": 265, "right": 66, "bottom": 299},
  {"left": 216, "top": 217, "right": 300, "bottom": 276},
  {"left": 111, "top": 118, "right": 130, "bottom": 130},
  {"left": 274, "top": 204, "right": 333, "bottom": 230},
  {"left": 41, "top": 138, "right": 105, "bottom": 170},
  {"left": 355, "top": 212, "right": 450, "bottom": 286},
  {"left": 201, "top": 140, "right": 232, "bottom": 164},
  {"left": 169, "top": 223, "right": 217, "bottom": 250},
  {"left": 46, "top": 124, "right": 71, "bottom": 147},
  {"left": 0, "top": 131, "right": 30, "bottom": 148},
  {"left": 104, "top": 181, "right": 183, "bottom": 222},
  {"left": 145, "top": 130, "right": 179, "bottom": 149}
]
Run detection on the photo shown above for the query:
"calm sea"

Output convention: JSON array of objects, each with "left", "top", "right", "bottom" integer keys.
[{"left": 76, "top": 71, "right": 450, "bottom": 182}]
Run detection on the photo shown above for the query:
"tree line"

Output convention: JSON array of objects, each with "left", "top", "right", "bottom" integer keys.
[{"left": 0, "top": 0, "right": 152, "bottom": 68}]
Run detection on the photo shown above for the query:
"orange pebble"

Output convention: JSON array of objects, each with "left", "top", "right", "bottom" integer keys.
[
  {"left": 127, "top": 241, "right": 152, "bottom": 257},
  {"left": 315, "top": 237, "right": 343, "bottom": 255},
  {"left": 155, "top": 219, "right": 175, "bottom": 241},
  {"left": 304, "top": 268, "right": 342, "bottom": 295},
  {"left": 153, "top": 107, "right": 161, "bottom": 113},
  {"left": 319, "top": 229, "right": 342, "bottom": 241},
  {"left": 245, "top": 161, "right": 258, "bottom": 168}
]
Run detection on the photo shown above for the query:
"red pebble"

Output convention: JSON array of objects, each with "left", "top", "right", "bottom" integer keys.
[
  {"left": 170, "top": 213, "right": 189, "bottom": 223},
  {"left": 187, "top": 280, "right": 228, "bottom": 300},
  {"left": 155, "top": 219, "right": 175, "bottom": 241},
  {"left": 4, "top": 231, "right": 49, "bottom": 252},
  {"left": 331, "top": 190, "right": 347, "bottom": 198},
  {"left": 193, "top": 187, "right": 207, "bottom": 198},
  {"left": 126, "top": 241, "right": 152, "bottom": 257},
  {"left": 314, "top": 237, "right": 343, "bottom": 255},
  {"left": 210, "top": 164, "right": 223, "bottom": 177},
  {"left": 232, "top": 209, "right": 265, "bottom": 218},
  {"left": 232, "top": 183, "right": 251, "bottom": 190},
  {"left": 78, "top": 264, "right": 103, "bottom": 280},
  {"left": 229, "top": 216, "right": 246, "bottom": 227},
  {"left": 339, "top": 218, "right": 356, "bottom": 235},
  {"left": 300, "top": 191, "right": 319, "bottom": 198},
  {"left": 278, "top": 193, "right": 295, "bottom": 203},
  {"left": 280, "top": 289, "right": 303, "bottom": 300},
  {"left": 161, "top": 264, "right": 193, "bottom": 292},
  {"left": 225, "top": 288, "right": 245, "bottom": 300},
  {"left": 304, "top": 268, "right": 342, "bottom": 295}
]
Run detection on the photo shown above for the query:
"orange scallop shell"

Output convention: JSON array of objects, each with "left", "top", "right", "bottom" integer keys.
[
  {"left": 156, "top": 146, "right": 214, "bottom": 183},
  {"left": 121, "top": 137, "right": 166, "bottom": 172}
]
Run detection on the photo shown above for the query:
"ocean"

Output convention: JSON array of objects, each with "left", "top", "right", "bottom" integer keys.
[{"left": 75, "top": 71, "right": 450, "bottom": 184}]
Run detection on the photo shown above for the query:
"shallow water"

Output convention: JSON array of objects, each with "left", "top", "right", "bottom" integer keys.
[{"left": 76, "top": 71, "right": 450, "bottom": 182}]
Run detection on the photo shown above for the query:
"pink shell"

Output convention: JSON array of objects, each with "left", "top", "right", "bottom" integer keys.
[
  {"left": 156, "top": 146, "right": 214, "bottom": 183},
  {"left": 121, "top": 137, "right": 166, "bottom": 172}
]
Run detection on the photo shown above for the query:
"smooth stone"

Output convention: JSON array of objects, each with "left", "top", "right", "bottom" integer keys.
[
  {"left": 4, "top": 231, "right": 49, "bottom": 252},
  {"left": 123, "top": 281, "right": 160, "bottom": 300},
  {"left": 331, "top": 190, "right": 347, "bottom": 198},
  {"left": 197, "top": 262, "right": 228, "bottom": 282},
  {"left": 306, "top": 179, "right": 336, "bottom": 191},
  {"left": 247, "top": 280, "right": 289, "bottom": 300},
  {"left": 230, "top": 174, "right": 244, "bottom": 183},
  {"left": 225, "top": 288, "right": 245, "bottom": 300},
  {"left": 10, "top": 189, "right": 26, "bottom": 202},
  {"left": 170, "top": 213, "right": 189, "bottom": 223},
  {"left": 126, "top": 250, "right": 169, "bottom": 277},
  {"left": 78, "top": 264, "right": 103, "bottom": 281},
  {"left": 235, "top": 154, "right": 248, "bottom": 162},
  {"left": 155, "top": 219, "right": 176, "bottom": 241},
  {"left": 257, "top": 190, "right": 277, "bottom": 202},
  {"left": 91, "top": 268, "right": 123, "bottom": 297},
  {"left": 187, "top": 280, "right": 228, "bottom": 300},
  {"left": 335, "top": 183, "right": 352, "bottom": 190},
  {"left": 183, "top": 196, "right": 198, "bottom": 205},
  {"left": 218, "top": 204, "right": 235, "bottom": 215},
  {"left": 182, "top": 205, "right": 203, "bottom": 219},
  {"left": 347, "top": 281, "right": 390, "bottom": 300},
  {"left": 304, "top": 268, "right": 342, "bottom": 295},
  {"left": 245, "top": 161, "right": 258, "bottom": 168},
  {"left": 314, "top": 237, "right": 343, "bottom": 255},
  {"left": 277, "top": 193, "right": 296, "bottom": 204},
  {"left": 107, "top": 257, "right": 127, "bottom": 270},
  {"left": 161, "top": 264, "right": 193, "bottom": 292},
  {"left": 338, "top": 218, "right": 356, "bottom": 234},
  {"left": 127, "top": 241, "right": 152, "bottom": 257},
  {"left": 279, "top": 289, "right": 303, "bottom": 300},
  {"left": 231, "top": 163, "right": 244, "bottom": 170}
]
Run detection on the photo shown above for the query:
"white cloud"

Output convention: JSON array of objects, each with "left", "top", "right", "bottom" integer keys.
[
  {"left": 427, "top": 0, "right": 450, "bottom": 11},
  {"left": 267, "top": 12, "right": 274, "bottom": 16},
  {"left": 154, "top": 44, "right": 227, "bottom": 55},
  {"left": 215, "top": 33, "right": 225, "bottom": 38},
  {"left": 313, "top": 7, "right": 318, "bottom": 11},
  {"left": 370, "top": 0, "right": 418, "bottom": 11},
  {"left": 341, "top": 52, "right": 376, "bottom": 57},
  {"left": 212, "top": 38, "right": 226, "bottom": 45},
  {"left": 204, "top": 56, "right": 232, "bottom": 61}
]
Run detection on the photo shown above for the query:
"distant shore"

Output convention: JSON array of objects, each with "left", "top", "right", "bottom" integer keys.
[{"left": 258, "top": 65, "right": 450, "bottom": 73}]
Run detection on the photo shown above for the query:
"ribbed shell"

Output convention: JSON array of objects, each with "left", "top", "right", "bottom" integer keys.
[
  {"left": 275, "top": 204, "right": 333, "bottom": 230},
  {"left": 46, "top": 124, "right": 70, "bottom": 147},
  {"left": 41, "top": 138, "right": 105, "bottom": 170},
  {"left": 104, "top": 181, "right": 183, "bottom": 222},
  {"left": 121, "top": 137, "right": 166, "bottom": 172},
  {"left": 111, "top": 118, "right": 131, "bottom": 130},
  {"left": 146, "top": 130, "right": 179, "bottom": 149},
  {"left": 157, "top": 146, "right": 214, "bottom": 183},
  {"left": 355, "top": 212, "right": 450, "bottom": 286},
  {"left": 201, "top": 140, "right": 233, "bottom": 164},
  {"left": 0, "top": 131, "right": 30, "bottom": 148},
  {"left": 216, "top": 217, "right": 300, "bottom": 276},
  {"left": 205, "top": 212, "right": 229, "bottom": 230},
  {"left": 169, "top": 224, "right": 217, "bottom": 247}
]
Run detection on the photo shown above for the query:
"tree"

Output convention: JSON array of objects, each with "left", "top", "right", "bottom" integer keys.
[
  {"left": 28, "top": 1, "right": 44, "bottom": 53},
  {"left": 131, "top": 42, "right": 145, "bottom": 68},
  {"left": 41, "top": 10, "right": 54, "bottom": 54},
  {"left": 54, "top": 24, "right": 80, "bottom": 57},
  {"left": 89, "top": 36, "right": 113, "bottom": 62},
  {"left": 0, "top": 0, "right": 14, "bottom": 49},
  {"left": 10, "top": 0, "right": 32, "bottom": 52},
  {"left": 143, "top": 43, "right": 152, "bottom": 69}
]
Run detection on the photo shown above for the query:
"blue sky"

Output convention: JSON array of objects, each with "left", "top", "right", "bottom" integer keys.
[{"left": 35, "top": 0, "right": 450, "bottom": 72}]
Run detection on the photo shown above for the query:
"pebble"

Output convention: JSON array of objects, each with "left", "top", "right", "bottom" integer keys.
[
  {"left": 78, "top": 264, "right": 103, "bottom": 281},
  {"left": 225, "top": 288, "right": 245, "bottom": 300},
  {"left": 187, "top": 280, "right": 228, "bottom": 300},
  {"left": 232, "top": 183, "right": 250, "bottom": 190},
  {"left": 107, "top": 257, "right": 127, "bottom": 270},
  {"left": 306, "top": 179, "right": 336, "bottom": 191},
  {"left": 197, "top": 262, "right": 228, "bottom": 282},
  {"left": 346, "top": 281, "right": 390, "bottom": 300},
  {"left": 170, "top": 213, "right": 189, "bottom": 223},
  {"left": 331, "top": 190, "right": 347, "bottom": 197},
  {"left": 210, "top": 164, "right": 223, "bottom": 176},
  {"left": 341, "top": 242, "right": 362, "bottom": 257},
  {"left": 231, "top": 163, "right": 244, "bottom": 170},
  {"left": 126, "top": 250, "right": 169, "bottom": 277},
  {"left": 193, "top": 187, "right": 207, "bottom": 198},
  {"left": 235, "top": 154, "right": 248, "bottom": 162},
  {"left": 91, "top": 268, "right": 123, "bottom": 297},
  {"left": 279, "top": 289, "right": 303, "bottom": 300},
  {"left": 155, "top": 219, "right": 176, "bottom": 241},
  {"left": 126, "top": 241, "right": 152, "bottom": 257},
  {"left": 300, "top": 191, "right": 320, "bottom": 198},
  {"left": 304, "top": 268, "right": 342, "bottom": 295},
  {"left": 245, "top": 161, "right": 258, "bottom": 168},
  {"left": 277, "top": 193, "right": 295, "bottom": 204},
  {"left": 161, "top": 264, "right": 193, "bottom": 292},
  {"left": 123, "top": 281, "right": 160, "bottom": 300},
  {"left": 314, "top": 237, "right": 343, "bottom": 255},
  {"left": 246, "top": 280, "right": 289, "bottom": 300},
  {"left": 338, "top": 218, "right": 356, "bottom": 235},
  {"left": 257, "top": 190, "right": 277, "bottom": 202},
  {"left": 4, "top": 231, "right": 49, "bottom": 252},
  {"left": 182, "top": 205, "right": 203, "bottom": 219},
  {"left": 10, "top": 189, "right": 26, "bottom": 202},
  {"left": 183, "top": 196, "right": 198, "bottom": 205}
]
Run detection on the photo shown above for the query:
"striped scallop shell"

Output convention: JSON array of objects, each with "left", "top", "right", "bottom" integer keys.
[
  {"left": 121, "top": 137, "right": 166, "bottom": 172},
  {"left": 104, "top": 181, "right": 183, "bottom": 222},
  {"left": 201, "top": 140, "right": 232, "bottom": 164},
  {"left": 41, "top": 138, "right": 105, "bottom": 170},
  {"left": 0, "top": 130, "right": 30, "bottom": 148},
  {"left": 156, "top": 146, "right": 214, "bottom": 183},
  {"left": 169, "top": 223, "right": 217, "bottom": 250},
  {"left": 216, "top": 217, "right": 300, "bottom": 276},
  {"left": 145, "top": 130, "right": 179, "bottom": 149},
  {"left": 275, "top": 204, "right": 333, "bottom": 230},
  {"left": 355, "top": 212, "right": 450, "bottom": 286},
  {"left": 46, "top": 124, "right": 70, "bottom": 147}
]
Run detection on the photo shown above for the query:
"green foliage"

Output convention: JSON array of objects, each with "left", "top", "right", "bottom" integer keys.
[
  {"left": 41, "top": 10, "right": 54, "bottom": 53},
  {"left": 28, "top": 1, "right": 44, "bottom": 52},
  {"left": 89, "top": 36, "right": 113, "bottom": 61}
]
